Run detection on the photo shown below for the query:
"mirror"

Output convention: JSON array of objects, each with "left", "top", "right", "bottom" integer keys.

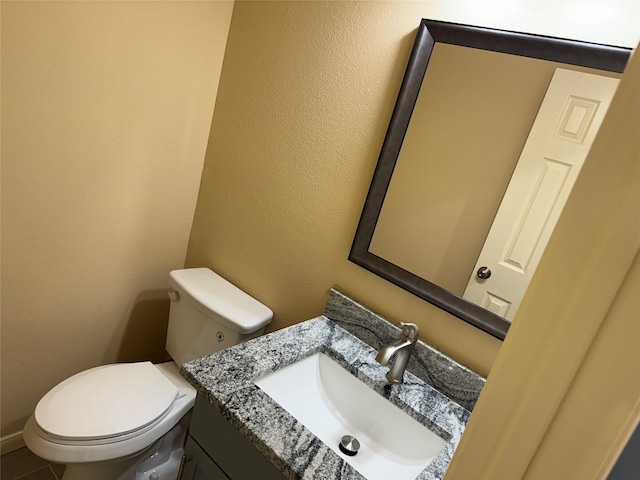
[{"left": 349, "top": 19, "right": 631, "bottom": 340}]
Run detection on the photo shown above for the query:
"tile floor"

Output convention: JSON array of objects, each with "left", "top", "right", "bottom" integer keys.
[{"left": 0, "top": 447, "right": 65, "bottom": 480}]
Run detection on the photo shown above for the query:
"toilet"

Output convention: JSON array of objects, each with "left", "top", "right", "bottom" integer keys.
[{"left": 23, "top": 267, "right": 272, "bottom": 480}]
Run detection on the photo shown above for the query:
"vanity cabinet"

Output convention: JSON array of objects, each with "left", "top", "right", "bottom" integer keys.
[
  {"left": 180, "top": 436, "right": 229, "bottom": 479},
  {"left": 180, "top": 394, "right": 286, "bottom": 480}
]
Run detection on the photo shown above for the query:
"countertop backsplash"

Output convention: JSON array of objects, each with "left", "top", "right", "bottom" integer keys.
[{"left": 323, "top": 288, "right": 485, "bottom": 412}]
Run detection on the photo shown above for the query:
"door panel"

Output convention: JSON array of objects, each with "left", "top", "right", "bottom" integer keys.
[{"left": 463, "top": 68, "right": 619, "bottom": 321}]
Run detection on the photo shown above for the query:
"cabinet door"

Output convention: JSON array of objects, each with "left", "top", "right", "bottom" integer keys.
[
  {"left": 180, "top": 436, "right": 230, "bottom": 480},
  {"left": 189, "top": 395, "right": 286, "bottom": 479}
]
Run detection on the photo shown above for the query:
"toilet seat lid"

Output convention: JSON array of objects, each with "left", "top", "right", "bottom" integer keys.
[{"left": 35, "top": 362, "right": 178, "bottom": 441}]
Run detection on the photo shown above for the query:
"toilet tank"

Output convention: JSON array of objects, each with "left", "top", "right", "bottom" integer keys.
[{"left": 166, "top": 268, "right": 273, "bottom": 367}]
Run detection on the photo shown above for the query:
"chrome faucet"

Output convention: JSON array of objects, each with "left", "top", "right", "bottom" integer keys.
[{"left": 375, "top": 322, "right": 419, "bottom": 384}]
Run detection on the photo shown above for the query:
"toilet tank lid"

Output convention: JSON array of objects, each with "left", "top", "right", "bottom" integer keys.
[{"left": 169, "top": 268, "right": 273, "bottom": 334}]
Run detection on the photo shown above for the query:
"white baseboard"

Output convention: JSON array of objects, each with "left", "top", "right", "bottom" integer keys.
[{"left": 1, "top": 431, "right": 25, "bottom": 455}]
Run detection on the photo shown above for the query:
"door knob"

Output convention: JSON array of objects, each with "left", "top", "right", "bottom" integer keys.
[{"left": 476, "top": 266, "right": 492, "bottom": 279}]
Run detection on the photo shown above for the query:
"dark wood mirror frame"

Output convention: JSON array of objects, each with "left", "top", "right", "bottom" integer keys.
[{"left": 349, "top": 19, "right": 631, "bottom": 340}]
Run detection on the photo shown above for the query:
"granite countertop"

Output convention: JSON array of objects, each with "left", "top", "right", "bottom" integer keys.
[{"left": 181, "top": 314, "right": 472, "bottom": 480}]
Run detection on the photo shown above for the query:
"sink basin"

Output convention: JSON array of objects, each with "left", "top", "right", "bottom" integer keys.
[{"left": 255, "top": 353, "right": 448, "bottom": 480}]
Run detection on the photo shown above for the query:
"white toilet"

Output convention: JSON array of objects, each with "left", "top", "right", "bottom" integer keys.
[{"left": 23, "top": 267, "right": 272, "bottom": 480}]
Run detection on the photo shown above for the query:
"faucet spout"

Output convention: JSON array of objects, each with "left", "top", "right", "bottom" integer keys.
[
  {"left": 375, "top": 337, "right": 412, "bottom": 365},
  {"left": 375, "top": 322, "right": 419, "bottom": 384}
]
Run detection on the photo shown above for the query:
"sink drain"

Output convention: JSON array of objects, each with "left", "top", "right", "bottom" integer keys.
[{"left": 339, "top": 435, "right": 360, "bottom": 456}]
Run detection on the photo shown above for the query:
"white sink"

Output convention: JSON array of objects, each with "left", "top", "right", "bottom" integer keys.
[{"left": 255, "top": 353, "right": 448, "bottom": 480}]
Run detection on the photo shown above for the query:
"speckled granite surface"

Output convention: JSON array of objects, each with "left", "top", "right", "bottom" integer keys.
[
  {"left": 324, "top": 289, "right": 485, "bottom": 412},
  {"left": 181, "top": 289, "right": 481, "bottom": 480}
]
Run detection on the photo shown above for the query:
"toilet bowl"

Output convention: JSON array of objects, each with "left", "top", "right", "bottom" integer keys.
[{"left": 23, "top": 268, "right": 273, "bottom": 479}]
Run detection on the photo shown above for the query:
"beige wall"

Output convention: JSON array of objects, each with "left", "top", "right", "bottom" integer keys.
[
  {"left": 1, "top": 1, "right": 233, "bottom": 443},
  {"left": 2, "top": 0, "right": 638, "bottom": 468},
  {"left": 187, "top": 2, "right": 638, "bottom": 475},
  {"left": 186, "top": 1, "right": 501, "bottom": 379},
  {"left": 186, "top": 0, "right": 638, "bottom": 376}
]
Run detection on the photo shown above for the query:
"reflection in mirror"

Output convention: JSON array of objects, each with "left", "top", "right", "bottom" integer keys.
[
  {"left": 350, "top": 20, "right": 631, "bottom": 340},
  {"left": 371, "top": 45, "right": 621, "bottom": 320}
]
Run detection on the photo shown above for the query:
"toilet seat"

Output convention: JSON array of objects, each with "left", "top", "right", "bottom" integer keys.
[
  {"left": 24, "top": 362, "right": 197, "bottom": 464},
  {"left": 35, "top": 362, "right": 179, "bottom": 443}
]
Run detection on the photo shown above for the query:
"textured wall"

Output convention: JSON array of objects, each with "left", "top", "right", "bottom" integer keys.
[
  {"left": 186, "top": 1, "right": 497, "bottom": 362},
  {"left": 186, "top": 0, "right": 638, "bottom": 380},
  {"left": 2, "top": 0, "right": 637, "bottom": 456},
  {"left": 1, "top": 1, "right": 233, "bottom": 441}
]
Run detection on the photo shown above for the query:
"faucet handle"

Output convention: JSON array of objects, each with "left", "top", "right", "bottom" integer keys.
[{"left": 399, "top": 322, "right": 419, "bottom": 341}]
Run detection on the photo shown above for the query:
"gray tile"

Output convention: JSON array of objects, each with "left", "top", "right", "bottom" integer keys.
[
  {"left": 1, "top": 447, "right": 49, "bottom": 480},
  {"left": 50, "top": 463, "right": 66, "bottom": 480},
  {"left": 16, "top": 466, "right": 58, "bottom": 480}
]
